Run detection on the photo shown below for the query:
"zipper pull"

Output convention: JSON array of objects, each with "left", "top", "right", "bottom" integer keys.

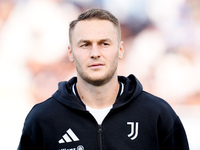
[{"left": 98, "top": 125, "right": 102, "bottom": 134}]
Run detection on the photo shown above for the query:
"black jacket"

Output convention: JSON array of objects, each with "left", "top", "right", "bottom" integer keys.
[{"left": 18, "top": 75, "right": 189, "bottom": 150}]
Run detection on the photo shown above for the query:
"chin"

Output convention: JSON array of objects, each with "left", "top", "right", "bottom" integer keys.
[
  {"left": 78, "top": 68, "right": 117, "bottom": 86},
  {"left": 86, "top": 72, "right": 116, "bottom": 86},
  {"left": 86, "top": 76, "right": 107, "bottom": 86}
]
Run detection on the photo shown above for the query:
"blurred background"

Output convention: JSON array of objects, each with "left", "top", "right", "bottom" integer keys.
[{"left": 0, "top": 0, "right": 200, "bottom": 149}]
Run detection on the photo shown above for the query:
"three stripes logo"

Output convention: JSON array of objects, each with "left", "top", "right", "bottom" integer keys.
[{"left": 58, "top": 128, "right": 80, "bottom": 144}]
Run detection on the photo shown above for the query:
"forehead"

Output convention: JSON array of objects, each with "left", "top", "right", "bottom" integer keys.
[{"left": 71, "top": 20, "right": 118, "bottom": 42}]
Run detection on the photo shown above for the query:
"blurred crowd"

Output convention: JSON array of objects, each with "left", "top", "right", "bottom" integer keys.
[
  {"left": 0, "top": 0, "right": 200, "bottom": 149},
  {"left": 1, "top": 0, "right": 200, "bottom": 104}
]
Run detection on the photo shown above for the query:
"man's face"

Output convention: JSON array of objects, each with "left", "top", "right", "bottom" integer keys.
[{"left": 68, "top": 20, "right": 124, "bottom": 86}]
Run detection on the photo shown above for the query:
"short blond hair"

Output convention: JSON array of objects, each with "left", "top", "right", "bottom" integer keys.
[{"left": 69, "top": 8, "right": 121, "bottom": 43}]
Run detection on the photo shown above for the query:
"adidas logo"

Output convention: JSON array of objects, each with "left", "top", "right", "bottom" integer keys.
[{"left": 58, "top": 128, "right": 80, "bottom": 144}]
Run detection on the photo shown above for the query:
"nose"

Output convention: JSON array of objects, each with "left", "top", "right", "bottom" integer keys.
[{"left": 90, "top": 45, "right": 100, "bottom": 59}]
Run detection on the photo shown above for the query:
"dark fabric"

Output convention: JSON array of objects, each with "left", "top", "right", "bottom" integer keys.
[{"left": 18, "top": 74, "right": 189, "bottom": 150}]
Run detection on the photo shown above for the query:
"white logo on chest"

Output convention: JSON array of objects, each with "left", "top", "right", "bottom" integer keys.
[{"left": 127, "top": 122, "right": 139, "bottom": 140}]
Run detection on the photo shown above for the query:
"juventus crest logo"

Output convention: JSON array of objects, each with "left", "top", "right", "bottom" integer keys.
[{"left": 127, "top": 122, "right": 139, "bottom": 140}]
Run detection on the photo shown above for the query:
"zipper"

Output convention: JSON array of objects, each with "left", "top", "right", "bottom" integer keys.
[{"left": 98, "top": 125, "right": 103, "bottom": 150}]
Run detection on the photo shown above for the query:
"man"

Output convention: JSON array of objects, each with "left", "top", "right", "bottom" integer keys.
[{"left": 18, "top": 8, "right": 189, "bottom": 150}]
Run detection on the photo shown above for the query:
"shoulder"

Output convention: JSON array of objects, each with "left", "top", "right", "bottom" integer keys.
[
  {"left": 141, "top": 91, "right": 175, "bottom": 111},
  {"left": 141, "top": 91, "right": 179, "bottom": 128},
  {"left": 137, "top": 91, "right": 178, "bottom": 121},
  {"left": 24, "top": 97, "right": 60, "bottom": 126}
]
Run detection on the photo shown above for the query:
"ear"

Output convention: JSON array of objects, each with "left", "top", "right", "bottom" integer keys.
[
  {"left": 118, "top": 41, "right": 124, "bottom": 59},
  {"left": 68, "top": 45, "right": 74, "bottom": 62}
]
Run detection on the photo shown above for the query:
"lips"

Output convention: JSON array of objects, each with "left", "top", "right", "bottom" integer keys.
[
  {"left": 88, "top": 63, "right": 104, "bottom": 69},
  {"left": 89, "top": 63, "right": 103, "bottom": 67}
]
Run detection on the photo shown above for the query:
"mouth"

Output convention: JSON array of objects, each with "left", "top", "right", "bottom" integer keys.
[{"left": 88, "top": 63, "right": 104, "bottom": 69}]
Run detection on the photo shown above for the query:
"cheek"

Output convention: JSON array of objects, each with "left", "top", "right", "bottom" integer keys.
[
  {"left": 107, "top": 51, "right": 119, "bottom": 66},
  {"left": 73, "top": 53, "right": 87, "bottom": 67},
  {"left": 109, "top": 48, "right": 119, "bottom": 59}
]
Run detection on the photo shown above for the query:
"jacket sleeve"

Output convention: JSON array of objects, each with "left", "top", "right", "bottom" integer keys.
[
  {"left": 18, "top": 107, "right": 44, "bottom": 150},
  {"left": 158, "top": 116, "right": 189, "bottom": 150}
]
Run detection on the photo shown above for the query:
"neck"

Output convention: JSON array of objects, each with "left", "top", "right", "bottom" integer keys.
[{"left": 76, "top": 76, "right": 119, "bottom": 109}]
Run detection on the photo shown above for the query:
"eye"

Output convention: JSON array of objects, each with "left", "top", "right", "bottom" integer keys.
[
  {"left": 80, "top": 43, "right": 89, "bottom": 48},
  {"left": 102, "top": 42, "right": 109, "bottom": 46}
]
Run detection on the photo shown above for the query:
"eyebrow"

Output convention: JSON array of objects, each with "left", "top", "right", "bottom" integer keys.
[
  {"left": 99, "top": 38, "right": 112, "bottom": 43},
  {"left": 77, "top": 40, "right": 90, "bottom": 45},
  {"left": 77, "top": 38, "right": 112, "bottom": 45}
]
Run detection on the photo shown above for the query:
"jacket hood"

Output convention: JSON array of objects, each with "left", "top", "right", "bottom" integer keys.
[{"left": 52, "top": 74, "right": 143, "bottom": 111}]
